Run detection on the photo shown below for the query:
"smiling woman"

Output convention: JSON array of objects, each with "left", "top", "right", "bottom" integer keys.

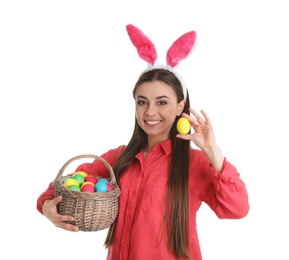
[
  {"left": 37, "top": 67, "right": 249, "bottom": 259},
  {"left": 36, "top": 25, "right": 249, "bottom": 260}
]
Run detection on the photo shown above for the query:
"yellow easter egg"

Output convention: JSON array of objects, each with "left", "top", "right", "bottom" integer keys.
[
  {"left": 73, "top": 171, "right": 88, "bottom": 178},
  {"left": 176, "top": 117, "right": 190, "bottom": 134},
  {"left": 80, "top": 181, "right": 95, "bottom": 188},
  {"left": 64, "top": 178, "right": 80, "bottom": 187}
]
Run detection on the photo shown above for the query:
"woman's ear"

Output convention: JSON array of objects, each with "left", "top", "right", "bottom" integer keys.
[{"left": 177, "top": 100, "right": 186, "bottom": 116}]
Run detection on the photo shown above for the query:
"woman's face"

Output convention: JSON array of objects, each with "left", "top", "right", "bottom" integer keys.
[{"left": 135, "top": 80, "right": 185, "bottom": 143}]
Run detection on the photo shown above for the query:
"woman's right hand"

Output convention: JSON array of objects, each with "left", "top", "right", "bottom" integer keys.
[{"left": 42, "top": 196, "right": 79, "bottom": 232}]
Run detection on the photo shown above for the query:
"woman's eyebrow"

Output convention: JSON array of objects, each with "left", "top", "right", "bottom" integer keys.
[
  {"left": 156, "top": 95, "right": 170, "bottom": 100},
  {"left": 136, "top": 95, "right": 170, "bottom": 100},
  {"left": 136, "top": 95, "right": 148, "bottom": 100}
]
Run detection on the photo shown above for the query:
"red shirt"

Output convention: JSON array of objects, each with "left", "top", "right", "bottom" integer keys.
[{"left": 37, "top": 140, "right": 249, "bottom": 260}]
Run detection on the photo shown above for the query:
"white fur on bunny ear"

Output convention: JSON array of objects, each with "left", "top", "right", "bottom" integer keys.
[
  {"left": 126, "top": 24, "right": 157, "bottom": 66},
  {"left": 166, "top": 31, "right": 197, "bottom": 68}
]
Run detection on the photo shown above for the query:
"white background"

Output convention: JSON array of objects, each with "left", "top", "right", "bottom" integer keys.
[{"left": 1, "top": 1, "right": 288, "bottom": 259}]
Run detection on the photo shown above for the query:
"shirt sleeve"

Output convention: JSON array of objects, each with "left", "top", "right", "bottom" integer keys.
[
  {"left": 36, "top": 145, "right": 126, "bottom": 215},
  {"left": 192, "top": 152, "right": 250, "bottom": 219}
]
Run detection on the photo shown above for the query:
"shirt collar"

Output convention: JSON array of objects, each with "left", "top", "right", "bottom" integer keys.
[
  {"left": 159, "top": 139, "right": 172, "bottom": 156},
  {"left": 135, "top": 139, "right": 172, "bottom": 161}
]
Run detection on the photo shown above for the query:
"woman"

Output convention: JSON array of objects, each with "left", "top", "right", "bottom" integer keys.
[{"left": 37, "top": 68, "right": 249, "bottom": 259}]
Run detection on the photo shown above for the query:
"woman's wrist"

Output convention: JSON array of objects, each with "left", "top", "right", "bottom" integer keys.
[{"left": 204, "top": 145, "right": 224, "bottom": 173}]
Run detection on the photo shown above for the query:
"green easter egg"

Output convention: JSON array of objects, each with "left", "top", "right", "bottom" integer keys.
[
  {"left": 73, "top": 174, "right": 84, "bottom": 185},
  {"left": 68, "top": 184, "right": 81, "bottom": 191}
]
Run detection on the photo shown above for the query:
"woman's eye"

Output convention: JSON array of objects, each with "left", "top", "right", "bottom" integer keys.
[
  {"left": 137, "top": 100, "right": 147, "bottom": 105},
  {"left": 158, "top": 101, "right": 167, "bottom": 105}
]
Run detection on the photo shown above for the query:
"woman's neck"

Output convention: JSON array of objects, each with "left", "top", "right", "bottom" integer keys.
[{"left": 144, "top": 136, "right": 169, "bottom": 159}]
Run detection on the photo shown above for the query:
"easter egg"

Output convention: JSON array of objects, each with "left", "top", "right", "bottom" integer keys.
[
  {"left": 176, "top": 117, "right": 190, "bottom": 134},
  {"left": 61, "top": 177, "right": 68, "bottom": 184},
  {"left": 81, "top": 181, "right": 95, "bottom": 188},
  {"left": 84, "top": 175, "right": 98, "bottom": 185},
  {"left": 95, "top": 181, "right": 108, "bottom": 192},
  {"left": 98, "top": 178, "right": 109, "bottom": 184},
  {"left": 73, "top": 171, "right": 88, "bottom": 178},
  {"left": 81, "top": 183, "right": 95, "bottom": 193},
  {"left": 107, "top": 183, "right": 114, "bottom": 191},
  {"left": 64, "top": 178, "right": 80, "bottom": 187},
  {"left": 73, "top": 174, "right": 84, "bottom": 185},
  {"left": 68, "top": 184, "right": 81, "bottom": 191}
]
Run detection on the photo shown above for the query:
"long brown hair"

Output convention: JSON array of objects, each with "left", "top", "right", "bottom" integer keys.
[{"left": 105, "top": 69, "right": 191, "bottom": 258}]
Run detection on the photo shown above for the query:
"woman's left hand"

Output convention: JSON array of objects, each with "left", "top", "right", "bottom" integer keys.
[
  {"left": 177, "top": 108, "right": 224, "bottom": 172},
  {"left": 177, "top": 108, "right": 216, "bottom": 151}
]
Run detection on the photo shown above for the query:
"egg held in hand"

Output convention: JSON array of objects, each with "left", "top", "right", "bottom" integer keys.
[{"left": 176, "top": 117, "right": 190, "bottom": 134}]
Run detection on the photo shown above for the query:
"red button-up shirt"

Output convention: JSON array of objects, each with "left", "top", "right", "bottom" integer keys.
[{"left": 37, "top": 139, "right": 249, "bottom": 260}]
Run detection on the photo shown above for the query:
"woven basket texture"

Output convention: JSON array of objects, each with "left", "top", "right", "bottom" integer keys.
[{"left": 52, "top": 154, "right": 120, "bottom": 232}]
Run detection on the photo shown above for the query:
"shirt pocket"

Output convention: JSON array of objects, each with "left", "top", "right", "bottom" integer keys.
[{"left": 141, "top": 184, "right": 166, "bottom": 217}]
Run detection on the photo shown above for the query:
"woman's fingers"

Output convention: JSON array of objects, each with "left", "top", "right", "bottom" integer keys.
[
  {"left": 43, "top": 196, "right": 78, "bottom": 231},
  {"left": 199, "top": 109, "right": 211, "bottom": 125},
  {"left": 188, "top": 108, "right": 206, "bottom": 124},
  {"left": 56, "top": 220, "right": 79, "bottom": 232},
  {"left": 58, "top": 213, "right": 75, "bottom": 223},
  {"left": 181, "top": 110, "right": 199, "bottom": 127}
]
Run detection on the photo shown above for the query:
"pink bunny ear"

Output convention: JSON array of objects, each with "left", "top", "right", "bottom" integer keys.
[
  {"left": 126, "top": 24, "right": 157, "bottom": 66},
  {"left": 166, "top": 31, "right": 197, "bottom": 68}
]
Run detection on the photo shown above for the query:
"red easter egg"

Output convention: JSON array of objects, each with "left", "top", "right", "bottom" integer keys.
[
  {"left": 81, "top": 183, "right": 95, "bottom": 193},
  {"left": 84, "top": 175, "right": 98, "bottom": 185},
  {"left": 107, "top": 183, "right": 114, "bottom": 191}
]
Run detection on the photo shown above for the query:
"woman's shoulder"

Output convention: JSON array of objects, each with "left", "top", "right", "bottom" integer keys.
[
  {"left": 100, "top": 145, "right": 126, "bottom": 163},
  {"left": 106, "top": 145, "right": 126, "bottom": 154}
]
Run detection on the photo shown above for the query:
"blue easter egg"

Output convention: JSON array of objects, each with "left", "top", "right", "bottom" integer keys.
[
  {"left": 98, "top": 178, "right": 109, "bottom": 184},
  {"left": 95, "top": 181, "right": 108, "bottom": 192},
  {"left": 61, "top": 177, "right": 67, "bottom": 184}
]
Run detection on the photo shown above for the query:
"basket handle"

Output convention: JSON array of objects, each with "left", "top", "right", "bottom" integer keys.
[{"left": 54, "top": 154, "right": 117, "bottom": 186}]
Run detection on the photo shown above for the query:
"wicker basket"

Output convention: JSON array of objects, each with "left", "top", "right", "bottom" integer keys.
[{"left": 52, "top": 154, "right": 121, "bottom": 232}]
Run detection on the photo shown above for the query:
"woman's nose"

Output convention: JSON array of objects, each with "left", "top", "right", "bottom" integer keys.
[{"left": 145, "top": 104, "right": 157, "bottom": 116}]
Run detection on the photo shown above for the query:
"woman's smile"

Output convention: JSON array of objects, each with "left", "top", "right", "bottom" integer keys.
[{"left": 145, "top": 120, "right": 162, "bottom": 126}]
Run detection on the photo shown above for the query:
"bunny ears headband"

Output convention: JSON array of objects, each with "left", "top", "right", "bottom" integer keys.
[{"left": 126, "top": 24, "right": 197, "bottom": 100}]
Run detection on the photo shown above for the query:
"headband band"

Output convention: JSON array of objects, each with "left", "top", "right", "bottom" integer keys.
[{"left": 126, "top": 24, "right": 197, "bottom": 100}]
